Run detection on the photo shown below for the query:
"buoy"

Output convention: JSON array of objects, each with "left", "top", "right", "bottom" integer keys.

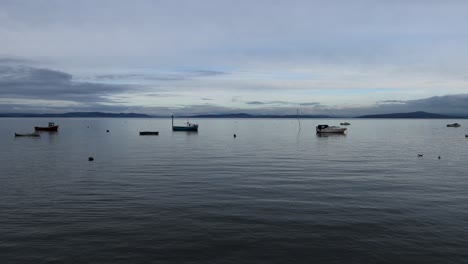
[
  {"left": 106, "top": 130, "right": 109, "bottom": 132},
  {"left": 438, "top": 156, "right": 441, "bottom": 160},
  {"left": 233, "top": 134, "right": 237, "bottom": 138},
  {"left": 88, "top": 157, "right": 94, "bottom": 161}
]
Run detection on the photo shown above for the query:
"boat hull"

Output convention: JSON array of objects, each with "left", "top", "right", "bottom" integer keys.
[
  {"left": 316, "top": 128, "right": 347, "bottom": 133},
  {"left": 15, "top": 133, "right": 40, "bottom": 137},
  {"left": 316, "top": 126, "right": 347, "bottom": 133},
  {"left": 139, "top": 131, "right": 159, "bottom": 135},
  {"left": 172, "top": 126, "right": 198, "bottom": 131},
  {"left": 35, "top": 126, "right": 59, "bottom": 131}
]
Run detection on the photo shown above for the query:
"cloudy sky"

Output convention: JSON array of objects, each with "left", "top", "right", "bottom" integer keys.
[{"left": 1, "top": 0, "right": 468, "bottom": 116}]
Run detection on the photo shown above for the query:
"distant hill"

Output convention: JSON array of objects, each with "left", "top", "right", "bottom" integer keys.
[
  {"left": 188, "top": 113, "right": 332, "bottom": 118},
  {"left": 0, "top": 112, "right": 153, "bottom": 118},
  {"left": 357, "top": 111, "right": 463, "bottom": 119}
]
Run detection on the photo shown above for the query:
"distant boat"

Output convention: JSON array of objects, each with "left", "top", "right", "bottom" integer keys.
[
  {"left": 139, "top": 131, "right": 159, "bottom": 135},
  {"left": 15, "top": 132, "right": 40, "bottom": 137},
  {"left": 172, "top": 115, "right": 198, "bottom": 131},
  {"left": 35, "top": 122, "right": 58, "bottom": 131},
  {"left": 447, "top": 123, "right": 461, "bottom": 127},
  {"left": 316, "top": 125, "right": 347, "bottom": 134},
  {"left": 340, "top": 122, "right": 351, "bottom": 126}
]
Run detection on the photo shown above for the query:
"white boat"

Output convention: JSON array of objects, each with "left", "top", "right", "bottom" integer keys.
[
  {"left": 316, "top": 125, "right": 347, "bottom": 134},
  {"left": 447, "top": 123, "right": 461, "bottom": 127}
]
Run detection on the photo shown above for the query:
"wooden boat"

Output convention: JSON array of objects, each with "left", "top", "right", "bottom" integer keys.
[
  {"left": 172, "top": 115, "right": 198, "bottom": 131},
  {"left": 316, "top": 125, "right": 347, "bottom": 134},
  {"left": 15, "top": 133, "right": 40, "bottom": 137},
  {"left": 139, "top": 131, "right": 159, "bottom": 135},
  {"left": 447, "top": 123, "right": 461, "bottom": 127},
  {"left": 35, "top": 122, "right": 58, "bottom": 131}
]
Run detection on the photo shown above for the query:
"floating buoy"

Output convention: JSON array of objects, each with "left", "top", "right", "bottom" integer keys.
[
  {"left": 438, "top": 156, "right": 441, "bottom": 160},
  {"left": 106, "top": 130, "right": 109, "bottom": 132},
  {"left": 88, "top": 157, "right": 94, "bottom": 161},
  {"left": 233, "top": 134, "right": 237, "bottom": 138}
]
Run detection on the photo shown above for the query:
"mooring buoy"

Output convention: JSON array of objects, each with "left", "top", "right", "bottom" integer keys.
[{"left": 88, "top": 157, "right": 94, "bottom": 161}]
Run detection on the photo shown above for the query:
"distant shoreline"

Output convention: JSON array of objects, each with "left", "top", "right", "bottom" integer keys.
[{"left": 0, "top": 111, "right": 467, "bottom": 119}]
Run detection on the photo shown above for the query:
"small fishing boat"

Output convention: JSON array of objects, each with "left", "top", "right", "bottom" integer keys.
[
  {"left": 139, "top": 131, "right": 159, "bottom": 135},
  {"left": 447, "top": 123, "right": 461, "bottom": 127},
  {"left": 340, "top": 122, "right": 351, "bottom": 126},
  {"left": 172, "top": 115, "right": 198, "bottom": 131},
  {"left": 15, "top": 133, "right": 40, "bottom": 137},
  {"left": 316, "top": 125, "right": 347, "bottom": 134},
  {"left": 35, "top": 122, "right": 58, "bottom": 131}
]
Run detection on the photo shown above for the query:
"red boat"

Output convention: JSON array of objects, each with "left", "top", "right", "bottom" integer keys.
[{"left": 35, "top": 122, "right": 59, "bottom": 131}]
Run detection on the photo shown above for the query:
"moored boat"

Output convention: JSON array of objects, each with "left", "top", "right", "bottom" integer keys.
[
  {"left": 316, "top": 125, "right": 347, "bottom": 134},
  {"left": 35, "top": 122, "right": 58, "bottom": 131},
  {"left": 447, "top": 123, "right": 461, "bottom": 127},
  {"left": 172, "top": 115, "right": 198, "bottom": 131},
  {"left": 139, "top": 131, "right": 159, "bottom": 135},
  {"left": 15, "top": 132, "right": 40, "bottom": 137}
]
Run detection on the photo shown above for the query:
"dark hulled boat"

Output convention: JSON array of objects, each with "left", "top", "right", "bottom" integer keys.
[
  {"left": 139, "top": 131, "right": 159, "bottom": 135},
  {"left": 15, "top": 133, "right": 40, "bottom": 137},
  {"left": 35, "top": 122, "right": 58, "bottom": 131},
  {"left": 172, "top": 115, "right": 198, "bottom": 132}
]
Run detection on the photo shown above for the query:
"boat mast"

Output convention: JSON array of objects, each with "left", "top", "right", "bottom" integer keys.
[{"left": 297, "top": 109, "right": 301, "bottom": 130}]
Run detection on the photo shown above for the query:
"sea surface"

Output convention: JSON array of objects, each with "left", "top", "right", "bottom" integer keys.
[{"left": 1, "top": 118, "right": 468, "bottom": 263}]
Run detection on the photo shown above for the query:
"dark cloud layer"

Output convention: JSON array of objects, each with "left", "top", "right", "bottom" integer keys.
[
  {"left": 0, "top": 65, "right": 136, "bottom": 104},
  {"left": 94, "top": 70, "right": 226, "bottom": 82}
]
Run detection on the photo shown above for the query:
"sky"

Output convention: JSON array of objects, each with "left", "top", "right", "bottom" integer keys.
[{"left": 1, "top": 0, "right": 468, "bottom": 116}]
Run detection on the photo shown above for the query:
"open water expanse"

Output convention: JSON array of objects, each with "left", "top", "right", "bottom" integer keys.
[{"left": 1, "top": 118, "right": 468, "bottom": 263}]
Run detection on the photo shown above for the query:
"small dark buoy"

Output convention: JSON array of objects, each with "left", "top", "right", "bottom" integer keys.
[
  {"left": 106, "top": 130, "right": 109, "bottom": 132},
  {"left": 233, "top": 134, "right": 237, "bottom": 138},
  {"left": 88, "top": 157, "right": 94, "bottom": 161},
  {"left": 417, "top": 154, "right": 423, "bottom": 157},
  {"left": 438, "top": 156, "right": 441, "bottom": 160}
]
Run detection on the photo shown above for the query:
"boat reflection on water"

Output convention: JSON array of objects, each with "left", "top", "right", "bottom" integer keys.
[{"left": 316, "top": 133, "right": 346, "bottom": 138}]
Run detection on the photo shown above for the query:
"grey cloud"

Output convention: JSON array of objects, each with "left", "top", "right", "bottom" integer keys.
[
  {"left": 0, "top": 57, "right": 34, "bottom": 64},
  {"left": 94, "top": 70, "right": 227, "bottom": 82},
  {"left": 377, "top": 100, "right": 407, "bottom": 105},
  {"left": 0, "top": 64, "right": 142, "bottom": 104},
  {"left": 246, "top": 101, "right": 322, "bottom": 107},
  {"left": 245, "top": 101, "right": 295, "bottom": 105},
  {"left": 299, "top": 102, "right": 321, "bottom": 106},
  {"left": 246, "top": 101, "right": 264, "bottom": 105}
]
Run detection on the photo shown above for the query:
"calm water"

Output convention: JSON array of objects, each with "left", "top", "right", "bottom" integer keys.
[{"left": 1, "top": 118, "right": 468, "bottom": 263}]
